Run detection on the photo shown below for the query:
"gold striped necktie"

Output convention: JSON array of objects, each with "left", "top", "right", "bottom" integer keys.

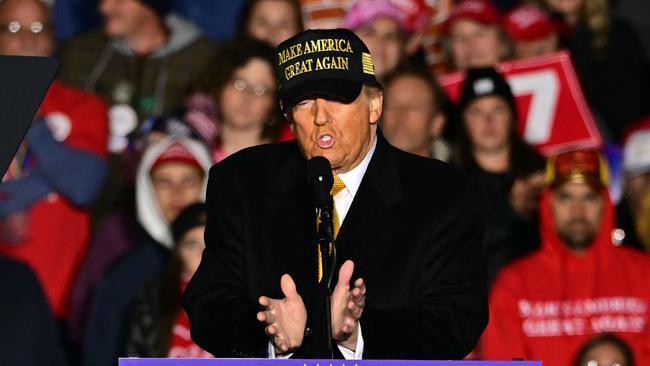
[{"left": 317, "top": 175, "right": 346, "bottom": 282}]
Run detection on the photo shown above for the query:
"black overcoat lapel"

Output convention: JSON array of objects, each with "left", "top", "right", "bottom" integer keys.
[{"left": 335, "top": 133, "right": 402, "bottom": 284}]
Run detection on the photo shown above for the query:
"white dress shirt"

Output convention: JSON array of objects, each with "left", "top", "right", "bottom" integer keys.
[{"left": 269, "top": 136, "right": 377, "bottom": 359}]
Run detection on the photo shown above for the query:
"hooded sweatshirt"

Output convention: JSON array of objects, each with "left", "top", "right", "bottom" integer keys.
[
  {"left": 482, "top": 188, "right": 650, "bottom": 365},
  {"left": 136, "top": 136, "right": 212, "bottom": 248},
  {"left": 73, "top": 137, "right": 211, "bottom": 365},
  {"left": 58, "top": 14, "right": 219, "bottom": 126}
]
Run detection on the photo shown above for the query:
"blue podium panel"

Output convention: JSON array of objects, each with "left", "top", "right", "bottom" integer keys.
[{"left": 119, "top": 359, "right": 541, "bottom": 366}]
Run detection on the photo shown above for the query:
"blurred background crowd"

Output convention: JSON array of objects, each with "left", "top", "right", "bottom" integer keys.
[{"left": 0, "top": 0, "right": 648, "bottom": 365}]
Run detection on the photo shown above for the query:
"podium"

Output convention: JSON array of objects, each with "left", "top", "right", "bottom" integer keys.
[{"left": 119, "top": 359, "right": 541, "bottom": 366}]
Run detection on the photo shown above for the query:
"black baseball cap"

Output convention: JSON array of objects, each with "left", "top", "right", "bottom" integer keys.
[{"left": 276, "top": 28, "right": 382, "bottom": 112}]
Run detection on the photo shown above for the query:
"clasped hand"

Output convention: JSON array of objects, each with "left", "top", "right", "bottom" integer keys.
[{"left": 256, "top": 260, "right": 366, "bottom": 354}]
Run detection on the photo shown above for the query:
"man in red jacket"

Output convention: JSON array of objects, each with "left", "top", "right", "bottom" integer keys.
[{"left": 482, "top": 149, "right": 650, "bottom": 365}]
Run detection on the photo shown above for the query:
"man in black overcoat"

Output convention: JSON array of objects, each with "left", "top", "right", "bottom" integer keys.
[{"left": 182, "top": 28, "right": 488, "bottom": 359}]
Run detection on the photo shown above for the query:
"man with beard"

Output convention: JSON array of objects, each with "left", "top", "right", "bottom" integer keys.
[{"left": 482, "top": 150, "right": 650, "bottom": 365}]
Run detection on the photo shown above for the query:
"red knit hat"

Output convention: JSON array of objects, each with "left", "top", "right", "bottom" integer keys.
[
  {"left": 151, "top": 141, "right": 201, "bottom": 171},
  {"left": 503, "top": 5, "right": 555, "bottom": 42}
]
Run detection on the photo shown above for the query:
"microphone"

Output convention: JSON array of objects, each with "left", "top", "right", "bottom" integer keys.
[
  {"left": 306, "top": 156, "right": 336, "bottom": 358},
  {"left": 307, "top": 156, "right": 335, "bottom": 241}
]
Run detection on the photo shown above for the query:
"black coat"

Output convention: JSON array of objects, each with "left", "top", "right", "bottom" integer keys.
[{"left": 182, "top": 133, "right": 489, "bottom": 359}]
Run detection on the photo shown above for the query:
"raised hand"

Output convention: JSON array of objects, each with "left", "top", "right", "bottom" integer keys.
[
  {"left": 510, "top": 171, "right": 545, "bottom": 219},
  {"left": 331, "top": 260, "right": 366, "bottom": 350},
  {"left": 257, "top": 274, "right": 307, "bottom": 355}
]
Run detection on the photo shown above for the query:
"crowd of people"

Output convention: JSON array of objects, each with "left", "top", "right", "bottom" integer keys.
[{"left": 0, "top": 0, "right": 648, "bottom": 365}]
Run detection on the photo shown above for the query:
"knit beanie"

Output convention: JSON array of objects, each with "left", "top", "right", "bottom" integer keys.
[
  {"left": 138, "top": 0, "right": 171, "bottom": 18},
  {"left": 171, "top": 202, "right": 207, "bottom": 244},
  {"left": 458, "top": 67, "right": 517, "bottom": 120}
]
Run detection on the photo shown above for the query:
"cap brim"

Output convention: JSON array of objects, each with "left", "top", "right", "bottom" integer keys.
[
  {"left": 281, "top": 79, "right": 362, "bottom": 113},
  {"left": 508, "top": 29, "right": 554, "bottom": 42}
]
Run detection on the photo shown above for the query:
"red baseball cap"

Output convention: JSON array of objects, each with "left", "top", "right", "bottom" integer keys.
[
  {"left": 444, "top": 0, "right": 501, "bottom": 34},
  {"left": 503, "top": 5, "right": 555, "bottom": 42}
]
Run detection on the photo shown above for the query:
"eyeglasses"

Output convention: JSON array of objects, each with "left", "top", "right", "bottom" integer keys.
[
  {"left": 0, "top": 21, "right": 51, "bottom": 35},
  {"left": 231, "top": 78, "right": 273, "bottom": 97},
  {"left": 585, "top": 361, "right": 623, "bottom": 366},
  {"left": 383, "top": 103, "right": 436, "bottom": 116}
]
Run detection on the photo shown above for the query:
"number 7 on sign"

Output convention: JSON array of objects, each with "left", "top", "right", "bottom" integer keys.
[{"left": 508, "top": 70, "right": 560, "bottom": 145}]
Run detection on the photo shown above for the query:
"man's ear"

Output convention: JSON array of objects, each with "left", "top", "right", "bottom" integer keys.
[{"left": 368, "top": 90, "right": 383, "bottom": 125}]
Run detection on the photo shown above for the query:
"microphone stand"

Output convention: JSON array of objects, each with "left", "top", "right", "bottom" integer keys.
[{"left": 317, "top": 206, "right": 337, "bottom": 358}]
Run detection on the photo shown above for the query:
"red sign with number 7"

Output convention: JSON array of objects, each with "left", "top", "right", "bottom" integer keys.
[{"left": 439, "top": 51, "right": 602, "bottom": 157}]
